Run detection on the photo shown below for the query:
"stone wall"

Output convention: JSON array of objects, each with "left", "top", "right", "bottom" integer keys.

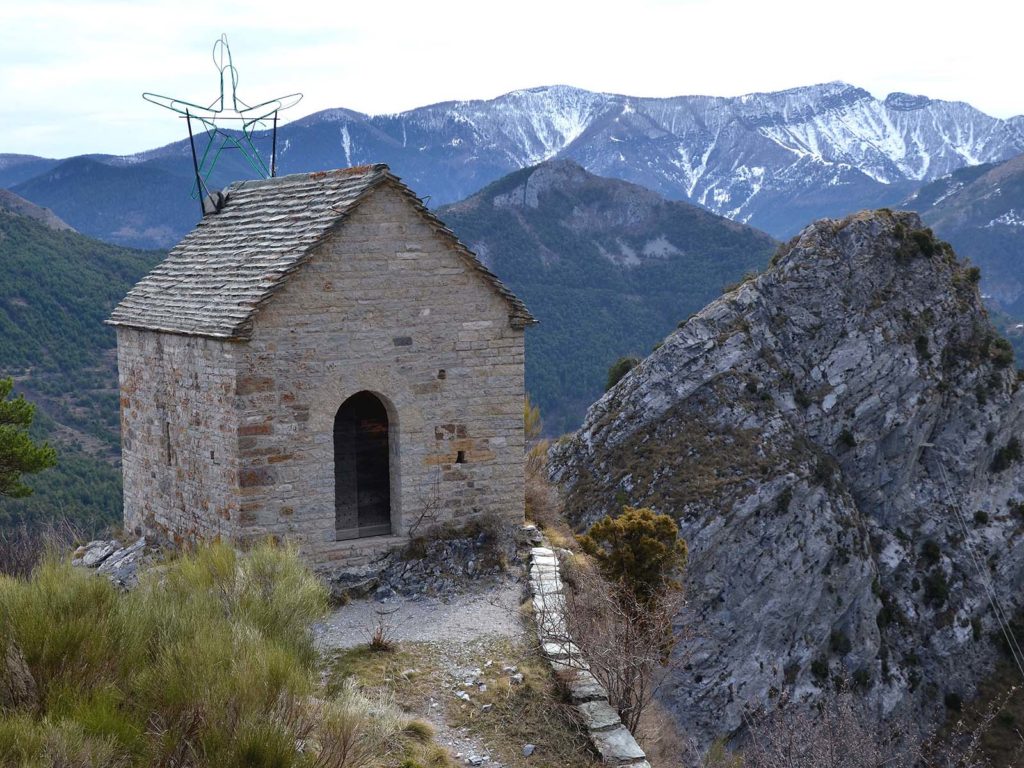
[
  {"left": 528, "top": 544, "right": 650, "bottom": 767},
  {"left": 119, "top": 183, "right": 527, "bottom": 566},
  {"left": 117, "top": 328, "right": 241, "bottom": 542},
  {"left": 235, "top": 184, "right": 526, "bottom": 565}
]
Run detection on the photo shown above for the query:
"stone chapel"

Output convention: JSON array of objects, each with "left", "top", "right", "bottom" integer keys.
[{"left": 108, "top": 165, "right": 534, "bottom": 566}]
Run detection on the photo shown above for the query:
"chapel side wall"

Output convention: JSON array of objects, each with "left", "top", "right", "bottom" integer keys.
[
  {"left": 232, "top": 184, "right": 526, "bottom": 565},
  {"left": 117, "top": 327, "right": 241, "bottom": 542}
]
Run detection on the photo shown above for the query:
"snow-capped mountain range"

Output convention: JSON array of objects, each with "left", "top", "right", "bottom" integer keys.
[
  {"left": 279, "top": 81, "right": 1024, "bottom": 236},
  {"left": 4, "top": 81, "right": 1024, "bottom": 246}
]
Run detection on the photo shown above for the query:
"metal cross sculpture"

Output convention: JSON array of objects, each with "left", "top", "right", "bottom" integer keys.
[{"left": 143, "top": 34, "right": 302, "bottom": 214}]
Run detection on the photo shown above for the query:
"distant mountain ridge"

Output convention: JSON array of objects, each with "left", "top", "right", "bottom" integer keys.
[
  {"left": 0, "top": 189, "right": 73, "bottom": 231},
  {"left": 902, "top": 154, "right": 1024, "bottom": 321},
  {"left": 6, "top": 82, "right": 1024, "bottom": 248},
  {"left": 439, "top": 159, "right": 777, "bottom": 433}
]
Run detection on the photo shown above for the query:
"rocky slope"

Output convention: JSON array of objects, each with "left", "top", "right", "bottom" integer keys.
[
  {"left": 904, "top": 153, "right": 1024, "bottom": 317},
  {"left": 440, "top": 159, "right": 776, "bottom": 433},
  {"left": 550, "top": 210, "right": 1024, "bottom": 746},
  {"left": 0, "top": 189, "right": 73, "bottom": 231},
  {"left": 8, "top": 82, "right": 1024, "bottom": 248}
]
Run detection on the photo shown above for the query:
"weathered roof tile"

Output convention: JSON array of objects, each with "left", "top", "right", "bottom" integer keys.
[{"left": 108, "top": 164, "right": 534, "bottom": 338}]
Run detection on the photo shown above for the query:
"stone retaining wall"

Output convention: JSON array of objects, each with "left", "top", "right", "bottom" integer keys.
[{"left": 528, "top": 546, "right": 651, "bottom": 767}]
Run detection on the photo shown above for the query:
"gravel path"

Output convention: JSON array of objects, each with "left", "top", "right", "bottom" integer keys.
[{"left": 315, "top": 579, "right": 526, "bottom": 651}]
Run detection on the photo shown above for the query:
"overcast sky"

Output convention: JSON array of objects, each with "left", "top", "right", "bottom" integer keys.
[{"left": 2, "top": 0, "right": 1020, "bottom": 158}]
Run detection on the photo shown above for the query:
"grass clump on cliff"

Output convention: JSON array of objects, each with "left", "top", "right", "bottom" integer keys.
[
  {"left": 0, "top": 542, "right": 440, "bottom": 767},
  {"left": 605, "top": 356, "right": 640, "bottom": 391},
  {"left": 991, "top": 437, "right": 1022, "bottom": 472}
]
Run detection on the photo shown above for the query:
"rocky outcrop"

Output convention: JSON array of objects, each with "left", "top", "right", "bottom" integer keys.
[
  {"left": 550, "top": 210, "right": 1024, "bottom": 745},
  {"left": 325, "top": 521, "right": 521, "bottom": 603},
  {"left": 72, "top": 538, "right": 151, "bottom": 589}
]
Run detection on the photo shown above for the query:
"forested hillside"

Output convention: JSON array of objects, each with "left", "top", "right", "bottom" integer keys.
[
  {"left": 0, "top": 204, "right": 161, "bottom": 529},
  {"left": 442, "top": 160, "right": 777, "bottom": 433}
]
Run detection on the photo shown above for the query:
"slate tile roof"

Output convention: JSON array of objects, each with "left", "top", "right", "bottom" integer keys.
[{"left": 107, "top": 164, "right": 535, "bottom": 339}]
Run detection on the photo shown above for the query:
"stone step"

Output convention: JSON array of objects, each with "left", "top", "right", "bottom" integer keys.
[{"left": 590, "top": 725, "right": 647, "bottom": 765}]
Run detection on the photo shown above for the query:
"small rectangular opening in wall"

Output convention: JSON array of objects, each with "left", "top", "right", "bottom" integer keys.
[
  {"left": 437, "top": 369, "right": 447, "bottom": 380},
  {"left": 455, "top": 450, "right": 467, "bottom": 464},
  {"left": 164, "top": 422, "right": 172, "bottom": 465}
]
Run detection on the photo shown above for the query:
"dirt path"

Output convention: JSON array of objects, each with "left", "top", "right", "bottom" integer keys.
[
  {"left": 316, "top": 580, "right": 529, "bottom": 767},
  {"left": 315, "top": 580, "right": 525, "bottom": 650}
]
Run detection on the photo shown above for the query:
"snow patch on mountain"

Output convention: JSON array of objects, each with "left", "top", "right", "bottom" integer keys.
[
  {"left": 340, "top": 125, "right": 352, "bottom": 167},
  {"left": 986, "top": 209, "right": 1024, "bottom": 228}
]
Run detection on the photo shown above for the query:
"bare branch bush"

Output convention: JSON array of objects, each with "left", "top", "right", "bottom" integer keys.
[
  {"left": 0, "top": 517, "right": 83, "bottom": 577},
  {"left": 406, "top": 466, "right": 444, "bottom": 541},
  {"left": 636, "top": 700, "right": 692, "bottom": 768},
  {"left": 739, "top": 688, "right": 921, "bottom": 768},
  {"left": 525, "top": 438, "right": 561, "bottom": 530},
  {"left": 733, "top": 685, "right": 1008, "bottom": 768},
  {"left": 550, "top": 554, "right": 687, "bottom": 733},
  {"left": 922, "top": 685, "right": 1021, "bottom": 768}
]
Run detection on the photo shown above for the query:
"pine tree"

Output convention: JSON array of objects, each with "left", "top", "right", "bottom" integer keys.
[
  {"left": 577, "top": 505, "right": 687, "bottom": 604},
  {"left": 605, "top": 356, "right": 640, "bottom": 391},
  {"left": 0, "top": 377, "right": 57, "bottom": 497}
]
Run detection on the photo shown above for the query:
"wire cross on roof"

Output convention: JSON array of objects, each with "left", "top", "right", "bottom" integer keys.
[{"left": 143, "top": 34, "right": 302, "bottom": 212}]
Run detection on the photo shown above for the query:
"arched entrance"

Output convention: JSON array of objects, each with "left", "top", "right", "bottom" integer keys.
[{"left": 334, "top": 391, "right": 392, "bottom": 540}]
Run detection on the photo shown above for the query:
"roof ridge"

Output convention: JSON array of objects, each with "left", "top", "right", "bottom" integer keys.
[
  {"left": 108, "top": 164, "right": 534, "bottom": 339},
  {"left": 225, "top": 163, "right": 390, "bottom": 193}
]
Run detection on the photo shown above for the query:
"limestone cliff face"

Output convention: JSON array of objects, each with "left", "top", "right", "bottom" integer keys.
[{"left": 550, "top": 210, "right": 1024, "bottom": 744}]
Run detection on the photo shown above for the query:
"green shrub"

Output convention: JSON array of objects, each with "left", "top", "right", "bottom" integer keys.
[
  {"left": 974, "top": 510, "right": 990, "bottom": 525},
  {"left": 775, "top": 486, "right": 794, "bottom": 516},
  {"left": 852, "top": 668, "right": 870, "bottom": 689},
  {"left": 915, "top": 335, "right": 931, "bottom": 359},
  {"left": 876, "top": 605, "right": 894, "bottom": 629},
  {"left": 972, "top": 616, "right": 983, "bottom": 642},
  {"left": 810, "top": 658, "right": 829, "bottom": 682},
  {"left": 0, "top": 541, "right": 348, "bottom": 767},
  {"left": 923, "top": 570, "right": 950, "bottom": 608},
  {"left": 992, "top": 437, "right": 1022, "bottom": 472},
  {"left": 966, "top": 266, "right": 982, "bottom": 284},
  {"left": 991, "top": 337, "right": 1015, "bottom": 369},
  {"left": 921, "top": 539, "right": 942, "bottom": 566},
  {"left": 910, "top": 228, "right": 938, "bottom": 257},
  {"left": 578, "top": 506, "right": 687, "bottom": 603},
  {"left": 837, "top": 429, "right": 856, "bottom": 450},
  {"left": 605, "top": 356, "right": 640, "bottom": 391}
]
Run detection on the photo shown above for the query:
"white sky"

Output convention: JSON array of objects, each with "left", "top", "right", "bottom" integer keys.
[{"left": 1, "top": 0, "right": 1020, "bottom": 158}]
